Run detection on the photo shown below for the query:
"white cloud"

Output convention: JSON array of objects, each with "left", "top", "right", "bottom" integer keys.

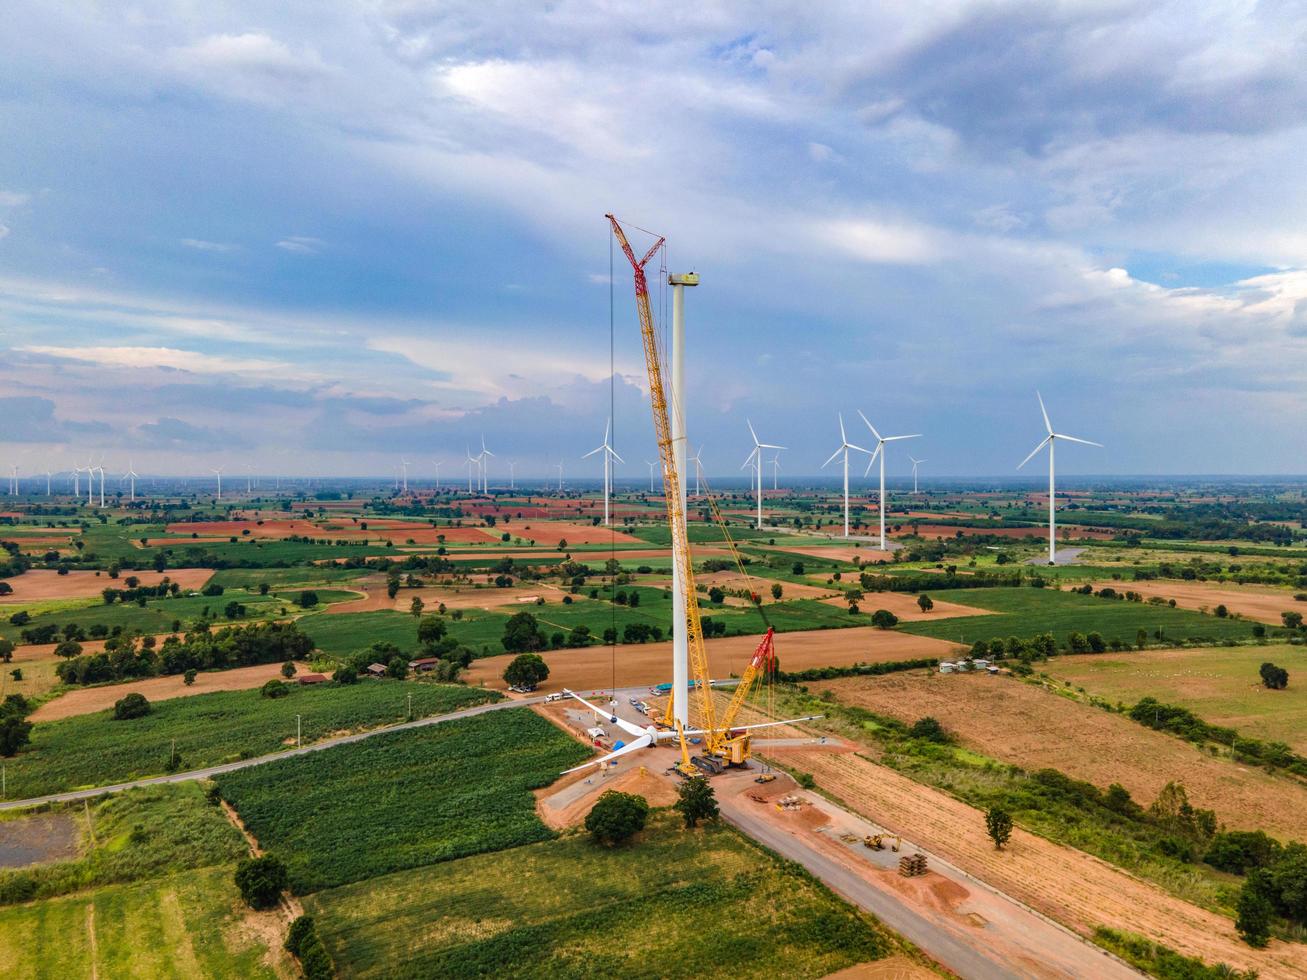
[
  {"left": 276, "top": 236, "right": 324, "bottom": 254},
  {"left": 810, "top": 217, "right": 944, "bottom": 265},
  {"left": 0, "top": 191, "right": 27, "bottom": 207},
  {"left": 0, "top": 223, "right": 8, "bottom": 241},
  {"left": 19, "top": 345, "right": 291, "bottom": 376},
  {"left": 180, "top": 238, "right": 235, "bottom": 252},
  {"left": 167, "top": 32, "right": 332, "bottom": 105}
]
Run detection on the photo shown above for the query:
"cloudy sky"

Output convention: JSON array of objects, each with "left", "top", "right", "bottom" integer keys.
[{"left": 2, "top": 1, "right": 1306, "bottom": 481}]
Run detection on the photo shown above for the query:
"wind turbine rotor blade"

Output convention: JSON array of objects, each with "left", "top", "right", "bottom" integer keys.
[
  {"left": 561, "top": 732, "right": 655, "bottom": 774},
  {"left": 883, "top": 434, "right": 922, "bottom": 442},
  {"left": 846, "top": 442, "right": 870, "bottom": 454},
  {"left": 609, "top": 449, "right": 625, "bottom": 464},
  {"left": 856, "top": 410, "right": 882, "bottom": 442},
  {"left": 1017, "top": 436, "right": 1051, "bottom": 470},
  {"left": 746, "top": 419, "right": 760, "bottom": 446},
  {"left": 582, "top": 445, "right": 603, "bottom": 459},
  {"left": 1053, "top": 433, "right": 1103, "bottom": 448},
  {"left": 563, "top": 689, "right": 647, "bottom": 738},
  {"left": 1037, "top": 391, "right": 1053, "bottom": 435},
  {"left": 838, "top": 413, "right": 847, "bottom": 444},
  {"left": 821, "top": 447, "right": 842, "bottom": 468},
  {"left": 863, "top": 444, "right": 881, "bottom": 477}
]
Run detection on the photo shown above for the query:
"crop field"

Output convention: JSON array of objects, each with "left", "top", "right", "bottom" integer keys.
[
  {"left": 7, "top": 681, "right": 497, "bottom": 799},
  {"left": 896, "top": 586, "right": 1260, "bottom": 646},
  {"left": 820, "top": 672, "right": 1307, "bottom": 842},
  {"left": 0, "top": 783, "right": 246, "bottom": 905},
  {"left": 306, "top": 811, "right": 897, "bottom": 979},
  {"left": 208, "top": 565, "right": 367, "bottom": 589},
  {"left": 0, "top": 865, "right": 279, "bottom": 979},
  {"left": 216, "top": 710, "right": 591, "bottom": 892},
  {"left": 1046, "top": 644, "right": 1307, "bottom": 752},
  {"left": 0, "top": 591, "right": 289, "bottom": 643}
]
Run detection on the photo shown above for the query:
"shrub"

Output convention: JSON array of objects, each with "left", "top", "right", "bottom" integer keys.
[
  {"left": 585, "top": 791, "right": 649, "bottom": 845},
  {"left": 261, "top": 679, "right": 289, "bottom": 699},
  {"left": 113, "top": 693, "right": 151, "bottom": 720},
  {"left": 183, "top": 669, "right": 197, "bottom": 686},
  {"left": 870, "top": 609, "right": 899, "bottom": 630},
  {"left": 298, "top": 590, "right": 318, "bottom": 609},
  {"left": 1259, "top": 662, "right": 1289, "bottom": 690},
  {"left": 1205, "top": 830, "right": 1283, "bottom": 875},
  {"left": 234, "top": 854, "right": 288, "bottom": 909},
  {"left": 908, "top": 716, "right": 951, "bottom": 743}
]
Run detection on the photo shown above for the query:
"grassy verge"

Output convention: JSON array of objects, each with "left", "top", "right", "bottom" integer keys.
[
  {"left": 307, "top": 811, "right": 902, "bottom": 979},
  {"left": 216, "top": 709, "right": 591, "bottom": 892}
]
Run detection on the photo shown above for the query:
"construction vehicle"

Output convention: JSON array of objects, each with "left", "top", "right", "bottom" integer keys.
[
  {"left": 863, "top": 834, "right": 901, "bottom": 852},
  {"left": 754, "top": 773, "right": 777, "bottom": 785}
]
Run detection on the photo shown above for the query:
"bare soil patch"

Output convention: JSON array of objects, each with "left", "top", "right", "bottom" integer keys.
[
  {"left": 508, "top": 522, "right": 646, "bottom": 546},
  {"left": 818, "top": 591, "right": 991, "bottom": 622},
  {"left": 0, "top": 568, "right": 213, "bottom": 604},
  {"left": 0, "top": 811, "right": 80, "bottom": 868},
  {"left": 1092, "top": 580, "right": 1303, "bottom": 627},
  {"left": 30, "top": 660, "right": 314, "bottom": 722},
  {"left": 768, "top": 544, "right": 895, "bottom": 564},
  {"left": 823, "top": 672, "right": 1307, "bottom": 842},
  {"left": 465, "top": 627, "right": 962, "bottom": 694}
]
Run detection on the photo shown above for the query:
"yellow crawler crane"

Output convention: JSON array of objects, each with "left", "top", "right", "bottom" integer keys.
[{"left": 607, "top": 214, "right": 718, "bottom": 760}]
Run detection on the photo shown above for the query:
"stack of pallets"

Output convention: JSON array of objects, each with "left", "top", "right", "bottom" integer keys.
[{"left": 899, "top": 853, "right": 928, "bottom": 877}]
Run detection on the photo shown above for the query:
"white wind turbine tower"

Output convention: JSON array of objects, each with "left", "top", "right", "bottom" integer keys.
[
  {"left": 688, "top": 445, "right": 705, "bottom": 497},
  {"left": 478, "top": 436, "right": 493, "bottom": 493},
  {"left": 770, "top": 454, "right": 782, "bottom": 491},
  {"left": 72, "top": 464, "right": 81, "bottom": 498},
  {"left": 45, "top": 469, "right": 53, "bottom": 496},
  {"left": 742, "top": 420, "right": 785, "bottom": 530},
  {"left": 909, "top": 456, "right": 926, "bottom": 494},
  {"left": 431, "top": 459, "right": 443, "bottom": 492},
  {"left": 859, "top": 411, "right": 921, "bottom": 550},
  {"left": 96, "top": 460, "right": 106, "bottom": 508},
  {"left": 124, "top": 460, "right": 139, "bottom": 502},
  {"left": 1018, "top": 391, "right": 1103, "bottom": 565},
  {"left": 212, "top": 467, "right": 224, "bottom": 501},
  {"left": 821, "top": 413, "right": 870, "bottom": 538},
  {"left": 399, "top": 457, "right": 410, "bottom": 493},
  {"left": 8, "top": 464, "right": 16, "bottom": 496},
  {"left": 83, "top": 456, "right": 97, "bottom": 506},
  {"left": 507, "top": 460, "right": 516, "bottom": 491},
  {"left": 464, "top": 446, "right": 478, "bottom": 493},
  {"left": 582, "top": 419, "right": 624, "bottom": 526},
  {"left": 644, "top": 460, "right": 657, "bottom": 493},
  {"left": 555, "top": 460, "right": 564, "bottom": 491}
]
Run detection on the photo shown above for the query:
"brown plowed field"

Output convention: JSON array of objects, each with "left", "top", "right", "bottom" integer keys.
[
  {"left": 1092, "top": 580, "right": 1303, "bottom": 627},
  {"left": 464, "top": 628, "right": 962, "bottom": 694},
  {"left": 823, "top": 672, "right": 1307, "bottom": 842},
  {"left": 0, "top": 568, "right": 213, "bottom": 603},
  {"left": 767, "top": 545, "right": 895, "bottom": 564},
  {"left": 30, "top": 660, "right": 314, "bottom": 721},
  {"left": 163, "top": 519, "right": 495, "bottom": 544},
  {"left": 506, "top": 522, "right": 646, "bottom": 546},
  {"left": 818, "top": 591, "right": 992, "bottom": 622},
  {"left": 781, "top": 748, "right": 1307, "bottom": 975}
]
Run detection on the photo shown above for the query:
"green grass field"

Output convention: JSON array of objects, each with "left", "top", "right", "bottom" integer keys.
[
  {"left": 306, "top": 810, "right": 898, "bottom": 979},
  {"left": 0, "top": 783, "right": 246, "bottom": 905},
  {"left": 0, "top": 591, "right": 288, "bottom": 643},
  {"left": 0, "top": 866, "right": 278, "bottom": 979},
  {"left": 7, "top": 681, "right": 497, "bottom": 799},
  {"left": 216, "top": 710, "right": 590, "bottom": 892},
  {"left": 209, "top": 566, "right": 367, "bottom": 589},
  {"left": 1045, "top": 643, "right": 1307, "bottom": 751},
  {"left": 897, "top": 586, "right": 1260, "bottom": 647}
]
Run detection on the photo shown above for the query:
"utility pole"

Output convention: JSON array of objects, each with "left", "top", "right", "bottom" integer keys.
[
  {"left": 407, "top": 693, "right": 413, "bottom": 722},
  {"left": 668, "top": 270, "right": 698, "bottom": 729},
  {"left": 296, "top": 714, "right": 302, "bottom": 748}
]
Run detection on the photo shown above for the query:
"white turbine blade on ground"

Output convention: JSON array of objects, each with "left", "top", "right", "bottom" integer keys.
[
  {"left": 681, "top": 714, "right": 824, "bottom": 736},
  {"left": 1053, "top": 433, "right": 1103, "bottom": 448},
  {"left": 1036, "top": 391, "right": 1053, "bottom": 435},
  {"left": 1017, "top": 436, "right": 1051, "bottom": 470},
  {"left": 857, "top": 410, "right": 882, "bottom": 443},
  {"left": 562, "top": 733, "right": 655, "bottom": 774},
  {"left": 563, "top": 689, "right": 647, "bottom": 738}
]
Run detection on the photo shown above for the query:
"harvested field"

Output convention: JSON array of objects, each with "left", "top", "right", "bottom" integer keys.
[
  {"left": 823, "top": 672, "right": 1307, "bottom": 842},
  {"left": 163, "top": 519, "right": 496, "bottom": 544},
  {"left": 817, "top": 590, "right": 991, "bottom": 622},
  {"left": 765, "top": 544, "right": 895, "bottom": 564},
  {"left": 508, "top": 521, "right": 646, "bottom": 546},
  {"left": 780, "top": 747, "right": 1307, "bottom": 976},
  {"left": 895, "top": 523, "right": 1115, "bottom": 540},
  {"left": 1091, "top": 579, "right": 1304, "bottom": 626},
  {"left": 465, "top": 627, "right": 962, "bottom": 694},
  {"left": 30, "top": 660, "right": 314, "bottom": 722},
  {"left": 685, "top": 571, "right": 836, "bottom": 603},
  {"left": 1048, "top": 645, "right": 1307, "bottom": 753},
  {"left": 0, "top": 568, "right": 213, "bottom": 604},
  {"left": 395, "top": 583, "right": 568, "bottom": 613}
]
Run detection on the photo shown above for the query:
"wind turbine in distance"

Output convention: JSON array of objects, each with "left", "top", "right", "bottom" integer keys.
[
  {"left": 644, "top": 460, "right": 657, "bottom": 493},
  {"left": 8, "top": 463, "right": 16, "bottom": 496},
  {"left": 821, "top": 413, "right": 870, "bottom": 538},
  {"left": 124, "top": 460, "right": 139, "bottom": 502},
  {"left": 555, "top": 459, "right": 564, "bottom": 492},
  {"left": 96, "top": 460, "right": 106, "bottom": 508},
  {"left": 909, "top": 456, "right": 926, "bottom": 494},
  {"left": 399, "top": 457, "right": 410, "bottom": 493},
  {"left": 507, "top": 460, "right": 516, "bottom": 491},
  {"left": 72, "top": 464, "right": 81, "bottom": 498},
  {"left": 45, "top": 469, "right": 53, "bottom": 496},
  {"left": 1018, "top": 392, "right": 1103, "bottom": 565},
  {"left": 431, "top": 459, "right": 443, "bottom": 492},
  {"left": 859, "top": 412, "right": 921, "bottom": 551},
  {"left": 742, "top": 420, "right": 785, "bottom": 530},
  {"left": 478, "top": 436, "right": 493, "bottom": 493},
  {"left": 212, "top": 467, "right": 224, "bottom": 501},
  {"left": 688, "top": 445, "right": 705, "bottom": 497},
  {"left": 770, "top": 454, "right": 781, "bottom": 491},
  {"left": 464, "top": 446, "right": 478, "bottom": 494},
  {"left": 582, "top": 419, "right": 623, "bottom": 526}
]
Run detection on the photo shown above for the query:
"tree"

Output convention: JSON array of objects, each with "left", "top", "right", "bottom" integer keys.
[
  {"left": 908, "top": 716, "right": 950, "bottom": 743},
  {"left": 261, "top": 679, "right": 290, "bottom": 699},
  {"left": 0, "top": 715, "right": 33, "bottom": 756},
  {"left": 113, "top": 692, "right": 151, "bottom": 720},
  {"left": 916, "top": 594, "right": 933, "bottom": 613},
  {"left": 1260, "top": 662, "right": 1289, "bottom": 690},
  {"left": 281, "top": 660, "right": 297, "bottom": 679},
  {"left": 504, "top": 653, "right": 549, "bottom": 690},
  {"left": 54, "top": 640, "right": 82, "bottom": 660},
  {"left": 258, "top": 582, "right": 270, "bottom": 595},
  {"left": 386, "top": 578, "right": 400, "bottom": 600},
  {"left": 234, "top": 855, "right": 289, "bottom": 909},
  {"left": 1236, "top": 875, "right": 1273, "bottom": 948},
  {"left": 0, "top": 638, "right": 12, "bottom": 664},
  {"left": 674, "top": 776, "right": 719, "bottom": 828},
  {"left": 985, "top": 806, "right": 1013, "bottom": 850},
  {"left": 585, "top": 790, "right": 649, "bottom": 845},
  {"left": 770, "top": 583, "right": 783, "bottom": 601},
  {"left": 183, "top": 668, "right": 197, "bottom": 686},
  {"left": 298, "top": 590, "right": 318, "bottom": 609},
  {"left": 1283, "top": 611, "right": 1303, "bottom": 630},
  {"left": 333, "top": 666, "right": 358, "bottom": 684},
  {"left": 708, "top": 586, "right": 725, "bottom": 604},
  {"left": 502, "top": 611, "right": 547, "bottom": 653},
  {"left": 386, "top": 656, "right": 408, "bottom": 680},
  {"left": 417, "top": 616, "right": 448, "bottom": 645},
  {"left": 409, "top": 596, "right": 425, "bottom": 617},
  {"left": 870, "top": 609, "right": 899, "bottom": 630}
]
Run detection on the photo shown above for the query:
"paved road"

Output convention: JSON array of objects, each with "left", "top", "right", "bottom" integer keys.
[{"left": 0, "top": 694, "right": 541, "bottom": 811}]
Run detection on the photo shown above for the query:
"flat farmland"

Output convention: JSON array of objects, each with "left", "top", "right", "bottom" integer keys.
[
  {"left": 821, "top": 672, "right": 1307, "bottom": 842},
  {"left": 465, "top": 626, "right": 963, "bottom": 693},
  {"left": 1091, "top": 579, "right": 1305, "bottom": 626},
  {"left": 897, "top": 586, "right": 1259, "bottom": 646},
  {"left": 307, "top": 812, "right": 898, "bottom": 980},
  {"left": 818, "top": 590, "right": 992, "bottom": 622},
  {"left": 1047, "top": 644, "right": 1307, "bottom": 752},
  {"left": 0, "top": 866, "right": 280, "bottom": 979},
  {"left": 0, "top": 568, "right": 214, "bottom": 604},
  {"left": 507, "top": 521, "right": 647, "bottom": 546},
  {"left": 763, "top": 544, "right": 894, "bottom": 564}
]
